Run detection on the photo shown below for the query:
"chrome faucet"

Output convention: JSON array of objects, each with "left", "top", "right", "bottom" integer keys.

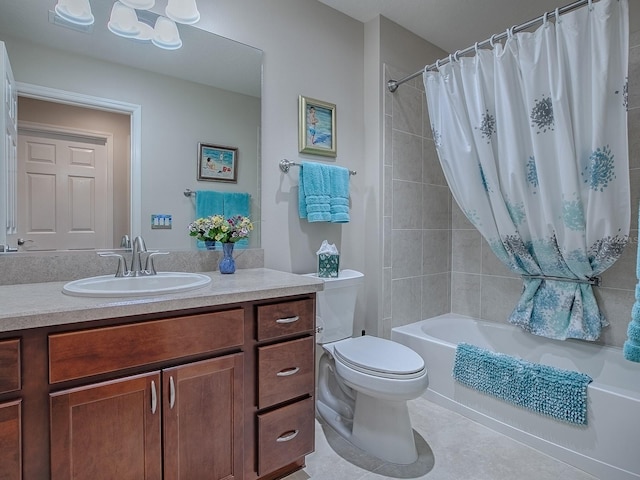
[
  {"left": 98, "top": 235, "right": 169, "bottom": 277},
  {"left": 131, "top": 235, "right": 147, "bottom": 274}
]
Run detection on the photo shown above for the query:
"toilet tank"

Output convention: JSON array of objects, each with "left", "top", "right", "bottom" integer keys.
[{"left": 305, "top": 269, "right": 364, "bottom": 344}]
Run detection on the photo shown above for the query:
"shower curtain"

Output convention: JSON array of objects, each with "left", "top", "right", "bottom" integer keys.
[{"left": 424, "top": 0, "right": 629, "bottom": 341}]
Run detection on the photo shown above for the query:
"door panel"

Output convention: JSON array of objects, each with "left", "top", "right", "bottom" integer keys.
[{"left": 16, "top": 129, "right": 110, "bottom": 250}]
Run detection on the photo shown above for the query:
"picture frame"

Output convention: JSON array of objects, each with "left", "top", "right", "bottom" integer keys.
[
  {"left": 197, "top": 143, "right": 238, "bottom": 183},
  {"left": 299, "top": 95, "right": 336, "bottom": 157}
]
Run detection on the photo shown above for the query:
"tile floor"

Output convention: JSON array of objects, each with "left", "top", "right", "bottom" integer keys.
[{"left": 283, "top": 396, "right": 597, "bottom": 480}]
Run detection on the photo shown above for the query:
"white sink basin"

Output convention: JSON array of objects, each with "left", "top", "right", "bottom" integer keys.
[{"left": 62, "top": 272, "right": 212, "bottom": 297}]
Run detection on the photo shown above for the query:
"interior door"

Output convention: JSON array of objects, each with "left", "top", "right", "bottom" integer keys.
[
  {"left": 14, "top": 126, "right": 112, "bottom": 250},
  {"left": 1, "top": 41, "right": 17, "bottom": 244}
]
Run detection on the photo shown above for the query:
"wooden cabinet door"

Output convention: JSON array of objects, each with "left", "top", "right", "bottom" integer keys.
[
  {"left": 163, "top": 353, "right": 244, "bottom": 480},
  {"left": 50, "top": 372, "right": 162, "bottom": 480},
  {"left": 0, "top": 399, "right": 21, "bottom": 480}
]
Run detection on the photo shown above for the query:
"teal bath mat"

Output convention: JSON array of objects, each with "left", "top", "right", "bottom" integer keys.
[{"left": 453, "top": 343, "right": 592, "bottom": 425}]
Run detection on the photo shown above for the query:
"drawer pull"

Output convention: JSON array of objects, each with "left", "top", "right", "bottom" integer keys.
[
  {"left": 276, "top": 315, "right": 299, "bottom": 324},
  {"left": 169, "top": 376, "right": 176, "bottom": 409},
  {"left": 276, "top": 367, "right": 300, "bottom": 377},
  {"left": 276, "top": 430, "right": 299, "bottom": 443},
  {"left": 151, "top": 380, "right": 157, "bottom": 414}
]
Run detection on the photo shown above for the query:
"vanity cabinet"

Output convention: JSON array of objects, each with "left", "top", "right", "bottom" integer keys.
[
  {"left": 48, "top": 309, "right": 245, "bottom": 480},
  {"left": 0, "top": 286, "right": 318, "bottom": 480},
  {"left": 0, "top": 338, "right": 21, "bottom": 480}
]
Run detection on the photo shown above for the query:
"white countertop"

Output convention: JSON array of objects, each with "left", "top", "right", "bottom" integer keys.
[{"left": 0, "top": 268, "right": 323, "bottom": 332}]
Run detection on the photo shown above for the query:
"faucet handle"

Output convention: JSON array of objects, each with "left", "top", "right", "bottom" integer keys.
[
  {"left": 98, "top": 252, "right": 129, "bottom": 277},
  {"left": 144, "top": 251, "right": 169, "bottom": 275}
]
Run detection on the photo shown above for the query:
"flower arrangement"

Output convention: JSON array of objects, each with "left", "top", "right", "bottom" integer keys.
[{"left": 188, "top": 214, "right": 253, "bottom": 244}]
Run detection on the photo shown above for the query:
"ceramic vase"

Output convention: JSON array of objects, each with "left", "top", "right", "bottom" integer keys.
[{"left": 219, "top": 242, "right": 236, "bottom": 274}]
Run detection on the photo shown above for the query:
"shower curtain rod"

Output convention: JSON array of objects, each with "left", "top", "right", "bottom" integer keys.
[{"left": 387, "top": 0, "right": 593, "bottom": 93}]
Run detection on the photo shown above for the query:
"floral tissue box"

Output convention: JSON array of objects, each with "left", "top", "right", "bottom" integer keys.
[{"left": 318, "top": 254, "right": 339, "bottom": 278}]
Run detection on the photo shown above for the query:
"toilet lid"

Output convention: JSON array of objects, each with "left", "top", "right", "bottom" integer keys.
[{"left": 333, "top": 336, "right": 426, "bottom": 379}]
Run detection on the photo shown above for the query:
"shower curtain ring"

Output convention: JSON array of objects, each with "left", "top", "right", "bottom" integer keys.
[
  {"left": 555, "top": 7, "right": 561, "bottom": 23},
  {"left": 436, "top": 59, "right": 441, "bottom": 69},
  {"left": 543, "top": 11, "right": 548, "bottom": 26},
  {"left": 454, "top": 50, "right": 460, "bottom": 62},
  {"left": 474, "top": 42, "right": 479, "bottom": 55},
  {"left": 588, "top": 0, "right": 593, "bottom": 11},
  {"left": 490, "top": 34, "right": 497, "bottom": 48}
]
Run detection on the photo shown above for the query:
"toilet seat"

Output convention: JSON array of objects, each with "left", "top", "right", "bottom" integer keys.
[{"left": 333, "top": 336, "right": 426, "bottom": 380}]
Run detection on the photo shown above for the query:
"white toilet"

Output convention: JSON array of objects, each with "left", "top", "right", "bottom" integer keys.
[{"left": 308, "top": 269, "right": 428, "bottom": 465}]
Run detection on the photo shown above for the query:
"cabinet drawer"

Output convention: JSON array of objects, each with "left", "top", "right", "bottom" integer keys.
[
  {"left": 256, "top": 298, "right": 314, "bottom": 341},
  {"left": 0, "top": 339, "right": 20, "bottom": 394},
  {"left": 257, "top": 397, "right": 314, "bottom": 476},
  {"left": 49, "top": 309, "right": 244, "bottom": 383},
  {"left": 257, "top": 336, "right": 314, "bottom": 409},
  {"left": 0, "top": 399, "right": 21, "bottom": 480}
]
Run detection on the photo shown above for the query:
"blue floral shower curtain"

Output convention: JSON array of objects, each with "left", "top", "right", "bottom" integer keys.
[{"left": 424, "top": 0, "right": 629, "bottom": 341}]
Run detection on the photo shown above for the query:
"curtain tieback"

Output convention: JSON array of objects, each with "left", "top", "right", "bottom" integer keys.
[{"left": 521, "top": 275, "right": 601, "bottom": 287}]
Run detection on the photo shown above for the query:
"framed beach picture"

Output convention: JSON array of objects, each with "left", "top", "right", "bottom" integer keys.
[
  {"left": 299, "top": 95, "right": 336, "bottom": 157},
  {"left": 197, "top": 143, "right": 238, "bottom": 183}
]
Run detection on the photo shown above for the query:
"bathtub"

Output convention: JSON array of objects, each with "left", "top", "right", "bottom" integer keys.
[{"left": 391, "top": 313, "right": 640, "bottom": 480}]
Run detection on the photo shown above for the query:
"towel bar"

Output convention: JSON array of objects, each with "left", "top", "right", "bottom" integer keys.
[{"left": 279, "top": 159, "right": 356, "bottom": 176}]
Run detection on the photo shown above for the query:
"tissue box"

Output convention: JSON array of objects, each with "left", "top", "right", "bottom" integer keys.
[{"left": 318, "top": 254, "right": 339, "bottom": 278}]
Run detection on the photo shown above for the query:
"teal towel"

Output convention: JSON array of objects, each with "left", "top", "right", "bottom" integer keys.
[
  {"left": 223, "top": 192, "right": 250, "bottom": 248},
  {"left": 453, "top": 343, "right": 592, "bottom": 425},
  {"left": 329, "top": 166, "right": 350, "bottom": 223},
  {"left": 624, "top": 203, "right": 640, "bottom": 362},
  {"left": 196, "top": 190, "right": 224, "bottom": 218},
  {"left": 195, "top": 191, "right": 224, "bottom": 250},
  {"left": 299, "top": 162, "right": 331, "bottom": 222}
]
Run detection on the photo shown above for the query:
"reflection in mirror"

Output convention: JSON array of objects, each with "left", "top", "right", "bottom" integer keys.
[{"left": 0, "top": 0, "right": 262, "bottom": 252}]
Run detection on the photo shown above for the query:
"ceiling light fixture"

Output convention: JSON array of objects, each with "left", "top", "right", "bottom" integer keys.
[
  {"left": 152, "top": 16, "right": 182, "bottom": 50},
  {"left": 54, "top": 0, "right": 94, "bottom": 26},
  {"left": 107, "top": 1, "right": 141, "bottom": 38},
  {"left": 165, "top": 0, "right": 200, "bottom": 25},
  {"left": 119, "top": 0, "right": 155, "bottom": 9}
]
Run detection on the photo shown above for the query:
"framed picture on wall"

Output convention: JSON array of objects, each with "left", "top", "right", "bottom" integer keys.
[
  {"left": 197, "top": 143, "right": 238, "bottom": 183},
  {"left": 299, "top": 95, "right": 336, "bottom": 157}
]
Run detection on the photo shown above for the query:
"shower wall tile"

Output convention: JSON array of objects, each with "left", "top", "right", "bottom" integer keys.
[
  {"left": 480, "top": 237, "right": 519, "bottom": 278},
  {"left": 393, "top": 180, "right": 423, "bottom": 229},
  {"left": 600, "top": 231, "right": 638, "bottom": 290},
  {"left": 594, "top": 286, "right": 635, "bottom": 347},
  {"left": 392, "top": 84, "right": 423, "bottom": 136},
  {"left": 451, "top": 272, "right": 481, "bottom": 318},
  {"left": 452, "top": 200, "right": 474, "bottom": 230},
  {"left": 422, "top": 93, "right": 431, "bottom": 138},
  {"left": 451, "top": 230, "right": 482, "bottom": 274},
  {"left": 423, "top": 272, "right": 451, "bottom": 319},
  {"left": 384, "top": 114, "right": 393, "bottom": 166},
  {"left": 423, "top": 138, "right": 447, "bottom": 186},
  {"left": 384, "top": 165, "right": 393, "bottom": 217},
  {"left": 423, "top": 185, "right": 451, "bottom": 229},
  {"left": 629, "top": 45, "right": 640, "bottom": 110},
  {"left": 391, "top": 276, "right": 424, "bottom": 327},
  {"left": 480, "top": 275, "right": 522, "bottom": 324},
  {"left": 383, "top": 215, "right": 392, "bottom": 267},
  {"left": 629, "top": 108, "right": 640, "bottom": 170},
  {"left": 423, "top": 229, "right": 450, "bottom": 274},
  {"left": 631, "top": 168, "right": 640, "bottom": 230},
  {"left": 392, "top": 130, "right": 423, "bottom": 181},
  {"left": 383, "top": 267, "right": 392, "bottom": 319},
  {"left": 631, "top": 30, "right": 640, "bottom": 49},
  {"left": 392, "top": 229, "right": 423, "bottom": 279}
]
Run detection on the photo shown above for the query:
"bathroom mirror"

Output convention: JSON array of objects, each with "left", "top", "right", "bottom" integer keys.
[{"left": 0, "top": 0, "right": 262, "bottom": 251}]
